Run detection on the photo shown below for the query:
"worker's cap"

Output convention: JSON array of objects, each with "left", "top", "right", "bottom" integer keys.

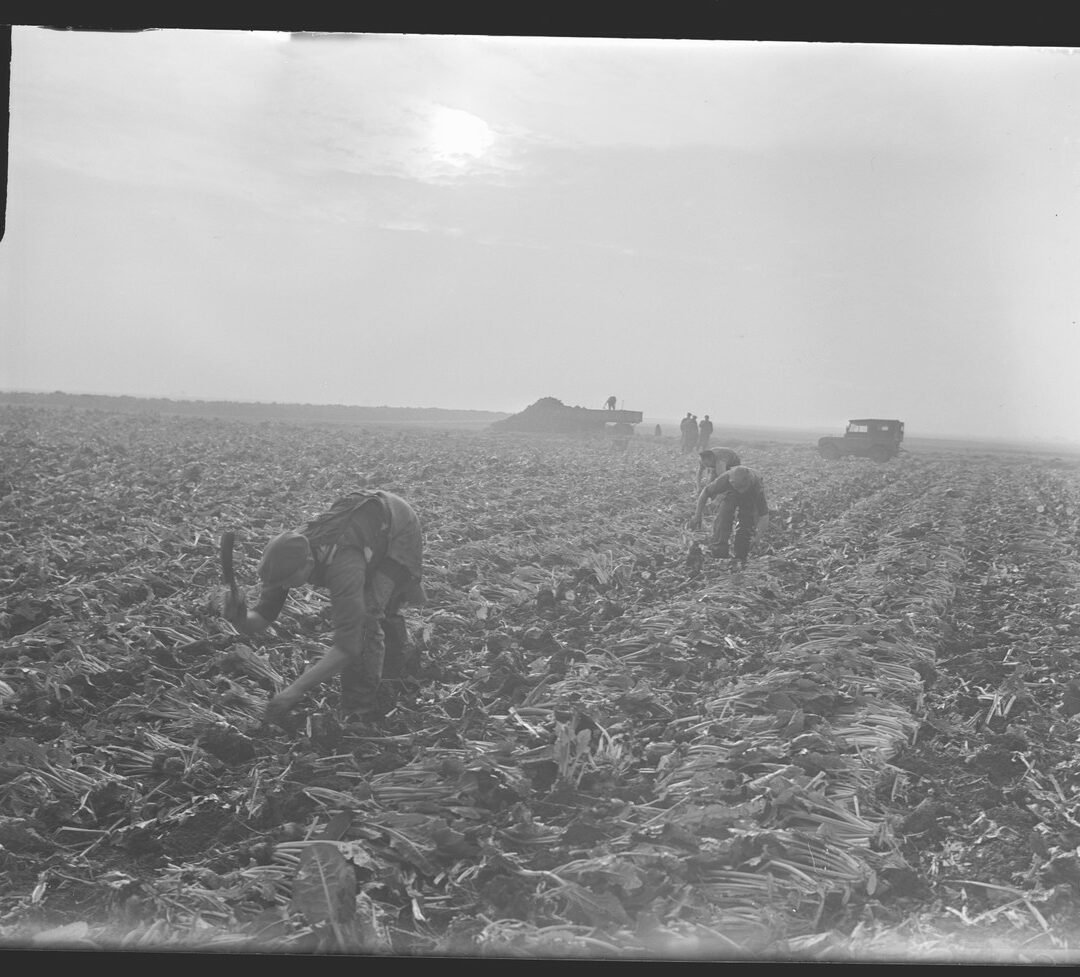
[
  {"left": 727, "top": 466, "right": 753, "bottom": 490},
  {"left": 258, "top": 531, "right": 311, "bottom": 587}
]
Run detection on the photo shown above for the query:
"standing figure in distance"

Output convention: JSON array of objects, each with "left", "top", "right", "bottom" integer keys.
[
  {"left": 680, "top": 413, "right": 699, "bottom": 454},
  {"left": 221, "top": 489, "right": 425, "bottom": 728},
  {"left": 605, "top": 395, "right": 617, "bottom": 410},
  {"left": 698, "top": 414, "right": 714, "bottom": 450},
  {"left": 689, "top": 465, "right": 770, "bottom": 568},
  {"left": 679, "top": 413, "right": 692, "bottom": 451}
]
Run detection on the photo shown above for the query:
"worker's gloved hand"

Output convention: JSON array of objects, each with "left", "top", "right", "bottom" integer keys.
[
  {"left": 222, "top": 589, "right": 248, "bottom": 629},
  {"left": 263, "top": 691, "right": 303, "bottom": 731},
  {"left": 688, "top": 516, "right": 702, "bottom": 531}
]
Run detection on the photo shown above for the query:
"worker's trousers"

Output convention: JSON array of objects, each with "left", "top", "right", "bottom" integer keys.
[
  {"left": 710, "top": 492, "right": 757, "bottom": 561},
  {"left": 338, "top": 572, "right": 414, "bottom": 716}
]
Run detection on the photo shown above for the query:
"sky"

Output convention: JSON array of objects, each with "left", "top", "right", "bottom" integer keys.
[{"left": 2, "top": 27, "right": 1079, "bottom": 441}]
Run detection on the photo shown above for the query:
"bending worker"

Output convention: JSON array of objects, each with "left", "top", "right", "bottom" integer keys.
[
  {"left": 222, "top": 490, "right": 425, "bottom": 729},
  {"left": 689, "top": 465, "right": 770, "bottom": 567},
  {"left": 697, "top": 446, "right": 742, "bottom": 489}
]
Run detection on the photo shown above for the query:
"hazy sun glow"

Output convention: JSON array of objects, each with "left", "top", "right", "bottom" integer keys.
[{"left": 429, "top": 106, "right": 495, "bottom": 164}]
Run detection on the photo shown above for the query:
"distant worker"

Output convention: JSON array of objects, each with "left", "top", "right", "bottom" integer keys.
[
  {"left": 698, "top": 415, "right": 714, "bottom": 450},
  {"left": 605, "top": 395, "right": 617, "bottom": 410},
  {"left": 680, "top": 413, "right": 699, "bottom": 454},
  {"left": 689, "top": 465, "right": 770, "bottom": 568},
  {"left": 654, "top": 423, "right": 663, "bottom": 437},
  {"left": 679, "top": 413, "right": 692, "bottom": 450},
  {"left": 221, "top": 490, "right": 425, "bottom": 729},
  {"left": 697, "top": 446, "right": 742, "bottom": 489}
]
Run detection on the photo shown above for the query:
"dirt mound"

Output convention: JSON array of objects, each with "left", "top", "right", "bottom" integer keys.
[{"left": 492, "top": 398, "right": 606, "bottom": 434}]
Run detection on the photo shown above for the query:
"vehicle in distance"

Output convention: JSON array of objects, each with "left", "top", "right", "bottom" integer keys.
[{"left": 818, "top": 418, "right": 904, "bottom": 462}]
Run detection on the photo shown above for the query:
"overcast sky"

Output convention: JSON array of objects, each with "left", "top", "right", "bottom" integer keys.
[{"left": 2, "top": 28, "right": 1079, "bottom": 440}]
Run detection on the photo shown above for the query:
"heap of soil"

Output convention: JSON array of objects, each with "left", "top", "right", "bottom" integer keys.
[{"left": 491, "top": 397, "right": 608, "bottom": 434}]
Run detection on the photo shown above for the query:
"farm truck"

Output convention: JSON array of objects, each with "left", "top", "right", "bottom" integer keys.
[{"left": 818, "top": 418, "right": 905, "bottom": 463}]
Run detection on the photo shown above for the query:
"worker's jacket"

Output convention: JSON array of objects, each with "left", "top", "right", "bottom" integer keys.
[
  {"left": 700, "top": 469, "right": 769, "bottom": 518},
  {"left": 253, "top": 491, "right": 424, "bottom": 660},
  {"left": 698, "top": 447, "right": 741, "bottom": 485}
]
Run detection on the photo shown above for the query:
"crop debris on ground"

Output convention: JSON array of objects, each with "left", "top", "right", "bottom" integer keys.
[{"left": 1, "top": 404, "right": 1079, "bottom": 962}]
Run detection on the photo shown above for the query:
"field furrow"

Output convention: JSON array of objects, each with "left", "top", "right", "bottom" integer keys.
[{"left": 2, "top": 405, "right": 1079, "bottom": 961}]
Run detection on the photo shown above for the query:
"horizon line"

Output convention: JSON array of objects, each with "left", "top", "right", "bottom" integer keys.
[{"left": 2, "top": 389, "right": 1078, "bottom": 449}]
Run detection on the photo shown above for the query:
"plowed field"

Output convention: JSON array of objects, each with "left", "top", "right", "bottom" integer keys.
[{"left": 2, "top": 405, "right": 1079, "bottom": 962}]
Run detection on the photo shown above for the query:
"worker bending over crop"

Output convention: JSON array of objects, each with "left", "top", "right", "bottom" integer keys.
[
  {"left": 697, "top": 447, "right": 742, "bottom": 489},
  {"left": 221, "top": 490, "right": 425, "bottom": 729},
  {"left": 689, "top": 465, "right": 770, "bottom": 567}
]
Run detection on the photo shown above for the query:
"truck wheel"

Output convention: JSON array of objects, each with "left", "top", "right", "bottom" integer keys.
[
  {"left": 819, "top": 443, "right": 841, "bottom": 461},
  {"left": 869, "top": 444, "right": 890, "bottom": 463}
]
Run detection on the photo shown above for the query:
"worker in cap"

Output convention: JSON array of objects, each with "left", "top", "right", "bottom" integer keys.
[
  {"left": 222, "top": 490, "right": 425, "bottom": 729},
  {"left": 689, "top": 465, "right": 770, "bottom": 568},
  {"left": 697, "top": 446, "right": 742, "bottom": 489},
  {"left": 259, "top": 532, "right": 313, "bottom": 588}
]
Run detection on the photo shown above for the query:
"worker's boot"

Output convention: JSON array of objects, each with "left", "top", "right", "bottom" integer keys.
[
  {"left": 380, "top": 615, "right": 407, "bottom": 680},
  {"left": 378, "top": 614, "right": 420, "bottom": 713},
  {"left": 339, "top": 620, "right": 385, "bottom": 721},
  {"left": 339, "top": 662, "right": 379, "bottom": 719},
  {"left": 731, "top": 533, "right": 750, "bottom": 571}
]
